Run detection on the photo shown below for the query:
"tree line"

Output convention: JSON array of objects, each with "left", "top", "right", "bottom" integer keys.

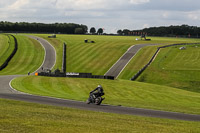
[
  {"left": 0, "top": 21, "right": 88, "bottom": 34},
  {"left": 89, "top": 27, "right": 104, "bottom": 35},
  {"left": 117, "top": 25, "right": 200, "bottom": 38}
]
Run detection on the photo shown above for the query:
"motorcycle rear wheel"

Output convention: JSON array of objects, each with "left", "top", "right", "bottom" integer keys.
[{"left": 95, "top": 97, "right": 102, "bottom": 105}]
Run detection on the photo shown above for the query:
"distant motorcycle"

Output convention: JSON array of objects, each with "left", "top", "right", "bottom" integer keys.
[{"left": 86, "top": 92, "right": 105, "bottom": 105}]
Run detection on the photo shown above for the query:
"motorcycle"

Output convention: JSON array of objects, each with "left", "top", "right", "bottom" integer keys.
[{"left": 86, "top": 92, "right": 105, "bottom": 105}]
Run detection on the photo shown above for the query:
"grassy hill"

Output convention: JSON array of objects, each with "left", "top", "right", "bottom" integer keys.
[
  {"left": 0, "top": 34, "right": 15, "bottom": 67},
  {"left": 0, "top": 35, "right": 44, "bottom": 75},
  {"left": 11, "top": 76, "right": 200, "bottom": 115},
  {"left": 34, "top": 35, "right": 200, "bottom": 75},
  {"left": 136, "top": 44, "right": 200, "bottom": 92}
]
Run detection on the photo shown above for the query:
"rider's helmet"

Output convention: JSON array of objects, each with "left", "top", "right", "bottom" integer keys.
[
  {"left": 98, "top": 85, "right": 102, "bottom": 88},
  {"left": 97, "top": 85, "right": 104, "bottom": 95}
]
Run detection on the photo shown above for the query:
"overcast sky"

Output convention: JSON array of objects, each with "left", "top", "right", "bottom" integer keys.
[{"left": 0, "top": 0, "right": 200, "bottom": 33}]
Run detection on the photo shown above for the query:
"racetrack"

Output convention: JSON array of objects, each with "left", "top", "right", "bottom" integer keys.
[
  {"left": 0, "top": 93, "right": 200, "bottom": 121},
  {"left": 27, "top": 35, "right": 56, "bottom": 73},
  {"left": 0, "top": 37, "right": 200, "bottom": 121},
  {"left": 0, "top": 36, "right": 56, "bottom": 94},
  {"left": 105, "top": 44, "right": 161, "bottom": 78}
]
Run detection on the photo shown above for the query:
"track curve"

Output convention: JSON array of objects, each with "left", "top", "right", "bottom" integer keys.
[
  {"left": 0, "top": 35, "right": 56, "bottom": 94},
  {"left": 0, "top": 38, "right": 200, "bottom": 121},
  {"left": 27, "top": 35, "right": 56, "bottom": 72}
]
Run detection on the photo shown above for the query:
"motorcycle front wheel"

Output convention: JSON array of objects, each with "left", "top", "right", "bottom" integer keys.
[{"left": 86, "top": 98, "right": 91, "bottom": 104}]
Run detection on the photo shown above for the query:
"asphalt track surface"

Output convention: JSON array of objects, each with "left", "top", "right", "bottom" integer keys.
[
  {"left": 105, "top": 44, "right": 161, "bottom": 78},
  {"left": 27, "top": 35, "right": 56, "bottom": 73},
  {"left": 0, "top": 37, "right": 200, "bottom": 121}
]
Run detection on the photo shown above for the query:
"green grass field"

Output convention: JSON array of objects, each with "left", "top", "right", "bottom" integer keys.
[
  {"left": 0, "top": 98, "right": 199, "bottom": 133},
  {"left": 137, "top": 44, "right": 200, "bottom": 92},
  {"left": 34, "top": 34, "right": 200, "bottom": 75},
  {"left": 9, "top": 35, "right": 200, "bottom": 115},
  {"left": 0, "top": 34, "right": 15, "bottom": 67},
  {"left": 0, "top": 35, "right": 44, "bottom": 75},
  {"left": 11, "top": 76, "right": 200, "bottom": 115},
  {"left": 3, "top": 34, "right": 200, "bottom": 131}
]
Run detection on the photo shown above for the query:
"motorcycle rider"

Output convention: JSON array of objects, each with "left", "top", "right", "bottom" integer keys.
[{"left": 90, "top": 85, "right": 104, "bottom": 100}]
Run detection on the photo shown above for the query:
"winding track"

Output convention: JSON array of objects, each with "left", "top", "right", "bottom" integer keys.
[
  {"left": 28, "top": 35, "right": 56, "bottom": 73},
  {"left": 0, "top": 37, "right": 200, "bottom": 121}
]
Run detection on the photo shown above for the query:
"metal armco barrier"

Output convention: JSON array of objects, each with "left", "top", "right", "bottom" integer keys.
[{"left": 131, "top": 43, "right": 200, "bottom": 81}]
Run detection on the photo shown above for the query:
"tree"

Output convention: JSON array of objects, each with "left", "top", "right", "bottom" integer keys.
[
  {"left": 122, "top": 29, "right": 130, "bottom": 35},
  {"left": 90, "top": 27, "right": 96, "bottom": 34},
  {"left": 81, "top": 25, "right": 88, "bottom": 34},
  {"left": 117, "top": 29, "right": 122, "bottom": 35},
  {"left": 75, "top": 28, "right": 84, "bottom": 34},
  {"left": 97, "top": 28, "right": 103, "bottom": 35}
]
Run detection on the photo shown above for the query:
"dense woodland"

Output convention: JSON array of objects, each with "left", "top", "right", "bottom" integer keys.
[
  {"left": 118, "top": 25, "right": 200, "bottom": 38},
  {"left": 0, "top": 21, "right": 88, "bottom": 34}
]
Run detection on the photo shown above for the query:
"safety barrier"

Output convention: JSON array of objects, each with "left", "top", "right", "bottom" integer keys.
[
  {"left": 38, "top": 71, "right": 114, "bottom": 80},
  {"left": 62, "top": 43, "right": 66, "bottom": 73}
]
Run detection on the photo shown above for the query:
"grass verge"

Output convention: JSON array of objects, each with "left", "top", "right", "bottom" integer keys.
[
  {"left": 11, "top": 76, "right": 200, "bottom": 115},
  {"left": 137, "top": 44, "right": 200, "bottom": 92},
  {"left": 0, "top": 35, "right": 44, "bottom": 75},
  {"left": 0, "top": 34, "right": 15, "bottom": 67},
  {"left": 0, "top": 98, "right": 199, "bottom": 133}
]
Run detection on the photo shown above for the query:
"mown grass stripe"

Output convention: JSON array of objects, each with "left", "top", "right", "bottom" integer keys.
[
  {"left": 48, "top": 77, "right": 66, "bottom": 96},
  {"left": 12, "top": 36, "right": 32, "bottom": 73},
  {"left": 68, "top": 44, "right": 104, "bottom": 73},
  {"left": 0, "top": 34, "right": 10, "bottom": 65},
  {"left": 0, "top": 34, "right": 16, "bottom": 69},
  {"left": 72, "top": 44, "right": 105, "bottom": 72}
]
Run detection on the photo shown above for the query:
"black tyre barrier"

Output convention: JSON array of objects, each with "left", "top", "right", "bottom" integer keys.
[
  {"left": 131, "top": 43, "right": 200, "bottom": 81},
  {"left": 0, "top": 34, "right": 18, "bottom": 71},
  {"left": 62, "top": 43, "right": 66, "bottom": 73},
  {"left": 66, "top": 72, "right": 114, "bottom": 80}
]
